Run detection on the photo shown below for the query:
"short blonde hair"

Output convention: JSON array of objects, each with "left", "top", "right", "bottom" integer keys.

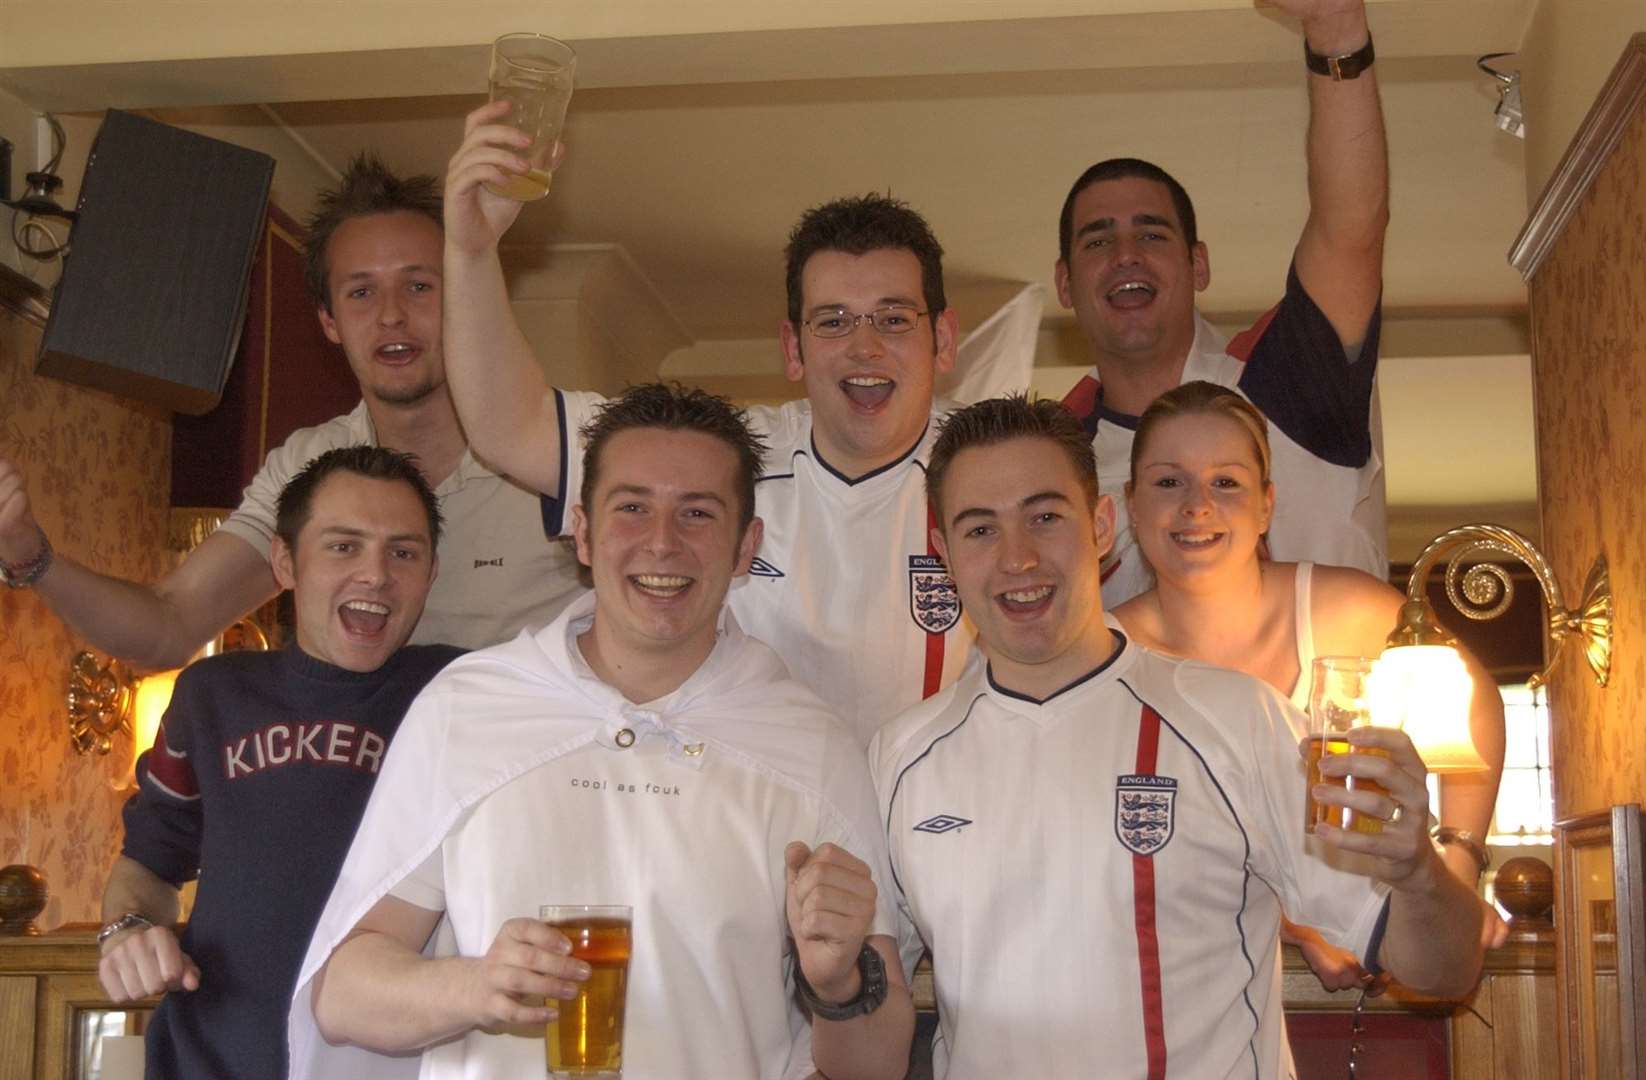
[{"left": 1129, "top": 381, "right": 1272, "bottom": 487}]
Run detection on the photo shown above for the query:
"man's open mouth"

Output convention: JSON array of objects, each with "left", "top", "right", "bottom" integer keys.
[{"left": 841, "top": 375, "right": 895, "bottom": 410}]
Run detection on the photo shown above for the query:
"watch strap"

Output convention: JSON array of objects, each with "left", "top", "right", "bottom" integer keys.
[
  {"left": 793, "top": 941, "right": 889, "bottom": 1021},
  {"left": 1304, "top": 36, "right": 1375, "bottom": 81},
  {"left": 1433, "top": 825, "right": 1492, "bottom": 876}
]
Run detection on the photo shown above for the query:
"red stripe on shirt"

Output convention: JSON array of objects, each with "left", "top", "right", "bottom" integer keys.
[
  {"left": 1225, "top": 303, "right": 1281, "bottom": 363},
  {"left": 922, "top": 504, "right": 946, "bottom": 700},
  {"left": 1133, "top": 704, "right": 1168, "bottom": 1079},
  {"left": 145, "top": 724, "right": 199, "bottom": 799},
  {"left": 1061, "top": 373, "right": 1101, "bottom": 420}
]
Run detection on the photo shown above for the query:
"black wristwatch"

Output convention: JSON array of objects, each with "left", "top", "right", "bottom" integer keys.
[
  {"left": 794, "top": 942, "right": 889, "bottom": 1021},
  {"left": 1304, "top": 36, "right": 1375, "bottom": 81}
]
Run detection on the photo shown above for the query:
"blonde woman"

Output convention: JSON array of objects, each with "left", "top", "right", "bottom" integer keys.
[{"left": 1114, "top": 380, "right": 1507, "bottom": 987}]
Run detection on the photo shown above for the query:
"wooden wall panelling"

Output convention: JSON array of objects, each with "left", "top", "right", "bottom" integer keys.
[
  {"left": 1523, "top": 34, "right": 1646, "bottom": 822},
  {"left": 0, "top": 976, "right": 38, "bottom": 1080}
]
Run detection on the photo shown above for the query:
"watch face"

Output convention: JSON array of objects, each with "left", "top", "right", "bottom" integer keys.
[{"left": 1306, "top": 38, "right": 1374, "bottom": 80}]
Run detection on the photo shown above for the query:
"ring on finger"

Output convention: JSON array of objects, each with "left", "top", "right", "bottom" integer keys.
[{"left": 1388, "top": 804, "right": 1405, "bottom": 826}]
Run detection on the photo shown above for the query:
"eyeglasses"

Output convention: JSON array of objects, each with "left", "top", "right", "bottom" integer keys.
[{"left": 802, "top": 305, "right": 927, "bottom": 339}]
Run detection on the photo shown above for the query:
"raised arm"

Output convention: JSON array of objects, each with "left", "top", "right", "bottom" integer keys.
[
  {"left": 0, "top": 456, "right": 277, "bottom": 669},
  {"left": 442, "top": 101, "right": 568, "bottom": 497},
  {"left": 1274, "top": 0, "right": 1389, "bottom": 350},
  {"left": 312, "top": 895, "right": 587, "bottom": 1052}
]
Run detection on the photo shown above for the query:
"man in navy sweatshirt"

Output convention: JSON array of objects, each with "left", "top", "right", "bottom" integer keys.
[{"left": 94, "top": 444, "right": 464, "bottom": 1078}]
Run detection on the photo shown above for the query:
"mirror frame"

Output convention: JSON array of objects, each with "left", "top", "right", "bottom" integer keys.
[{"left": 1555, "top": 804, "right": 1646, "bottom": 1079}]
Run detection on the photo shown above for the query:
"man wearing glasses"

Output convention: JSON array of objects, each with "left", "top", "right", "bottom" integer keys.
[{"left": 438, "top": 102, "right": 970, "bottom": 746}]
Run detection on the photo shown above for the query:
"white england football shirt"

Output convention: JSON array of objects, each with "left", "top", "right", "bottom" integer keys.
[
  {"left": 551, "top": 393, "right": 973, "bottom": 746},
  {"left": 1064, "top": 265, "right": 1388, "bottom": 608},
  {"left": 871, "top": 637, "right": 1390, "bottom": 1080}
]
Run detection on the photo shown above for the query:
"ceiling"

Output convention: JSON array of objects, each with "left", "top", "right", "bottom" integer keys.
[{"left": 0, "top": 0, "right": 1543, "bottom": 554}]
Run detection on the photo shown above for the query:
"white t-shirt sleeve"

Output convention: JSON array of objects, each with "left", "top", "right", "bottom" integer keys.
[
  {"left": 816, "top": 726, "right": 899, "bottom": 942},
  {"left": 387, "top": 847, "right": 447, "bottom": 912},
  {"left": 541, "top": 389, "right": 609, "bottom": 538}
]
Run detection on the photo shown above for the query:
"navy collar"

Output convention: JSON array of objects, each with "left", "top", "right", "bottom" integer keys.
[
  {"left": 986, "top": 630, "right": 1129, "bottom": 705},
  {"left": 803, "top": 422, "right": 930, "bottom": 486}
]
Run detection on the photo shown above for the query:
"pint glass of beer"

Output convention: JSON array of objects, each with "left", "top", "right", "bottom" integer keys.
[
  {"left": 1304, "top": 656, "right": 1394, "bottom": 836},
  {"left": 540, "top": 904, "right": 632, "bottom": 1078},
  {"left": 487, "top": 33, "right": 577, "bottom": 201}
]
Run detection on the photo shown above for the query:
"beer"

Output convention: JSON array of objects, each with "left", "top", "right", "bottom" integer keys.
[
  {"left": 1304, "top": 734, "right": 1391, "bottom": 835},
  {"left": 542, "top": 909, "right": 632, "bottom": 1078},
  {"left": 487, "top": 167, "right": 553, "bottom": 202}
]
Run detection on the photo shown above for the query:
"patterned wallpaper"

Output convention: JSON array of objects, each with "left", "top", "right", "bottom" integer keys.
[
  {"left": 1531, "top": 98, "right": 1646, "bottom": 820},
  {"left": 0, "top": 305, "right": 172, "bottom": 927}
]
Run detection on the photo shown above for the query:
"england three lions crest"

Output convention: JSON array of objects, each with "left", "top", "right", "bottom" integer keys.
[
  {"left": 1115, "top": 775, "right": 1177, "bottom": 855},
  {"left": 908, "top": 555, "right": 961, "bottom": 634}
]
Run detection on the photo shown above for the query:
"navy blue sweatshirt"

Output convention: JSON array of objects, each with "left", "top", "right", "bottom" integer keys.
[{"left": 121, "top": 642, "right": 463, "bottom": 1079}]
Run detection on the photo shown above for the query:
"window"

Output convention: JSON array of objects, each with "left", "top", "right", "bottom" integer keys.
[{"left": 1489, "top": 682, "right": 1553, "bottom": 845}]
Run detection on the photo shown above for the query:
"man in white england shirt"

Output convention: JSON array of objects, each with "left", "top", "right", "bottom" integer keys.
[
  {"left": 434, "top": 105, "right": 972, "bottom": 746},
  {"left": 1057, "top": 0, "right": 1392, "bottom": 605},
  {"left": 871, "top": 395, "right": 1483, "bottom": 1078}
]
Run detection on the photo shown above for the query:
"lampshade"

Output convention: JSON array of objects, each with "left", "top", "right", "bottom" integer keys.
[
  {"left": 130, "top": 670, "right": 180, "bottom": 759},
  {"left": 1370, "top": 645, "right": 1487, "bottom": 773}
]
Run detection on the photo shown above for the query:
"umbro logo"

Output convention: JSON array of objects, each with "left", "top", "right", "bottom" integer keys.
[
  {"left": 473, "top": 557, "right": 505, "bottom": 569},
  {"left": 748, "top": 557, "right": 784, "bottom": 577},
  {"left": 913, "top": 814, "right": 972, "bottom": 834}
]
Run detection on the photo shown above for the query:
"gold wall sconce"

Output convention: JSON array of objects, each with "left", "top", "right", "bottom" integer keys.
[
  {"left": 66, "top": 653, "right": 179, "bottom": 758},
  {"left": 1375, "top": 523, "right": 1612, "bottom": 771},
  {"left": 66, "top": 618, "right": 269, "bottom": 759}
]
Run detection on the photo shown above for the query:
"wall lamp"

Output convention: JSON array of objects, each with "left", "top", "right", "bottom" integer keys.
[
  {"left": 1375, "top": 523, "right": 1612, "bottom": 772},
  {"left": 66, "top": 654, "right": 182, "bottom": 759}
]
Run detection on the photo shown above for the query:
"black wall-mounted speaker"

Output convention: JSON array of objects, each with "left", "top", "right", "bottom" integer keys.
[{"left": 37, "top": 110, "right": 275, "bottom": 415}]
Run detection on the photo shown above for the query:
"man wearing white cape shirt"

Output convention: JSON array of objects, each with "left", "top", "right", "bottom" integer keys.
[
  {"left": 870, "top": 396, "right": 1483, "bottom": 1078},
  {"left": 291, "top": 384, "right": 912, "bottom": 1080}
]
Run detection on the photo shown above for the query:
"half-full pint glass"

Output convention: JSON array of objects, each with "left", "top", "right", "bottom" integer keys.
[
  {"left": 540, "top": 904, "right": 632, "bottom": 1078},
  {"left": 1304, "top": 656, "right": 1393, "bottom": 835},
  {"left": 487, "top": 33, "right": 576, "bottom": 201}
]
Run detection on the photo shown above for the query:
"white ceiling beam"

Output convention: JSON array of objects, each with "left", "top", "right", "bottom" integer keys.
[{"left": 0, "top": 1, "right": 1533, "bottom": 112}]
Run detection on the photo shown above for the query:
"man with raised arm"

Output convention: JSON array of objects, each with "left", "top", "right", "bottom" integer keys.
[
  {"left": 872, "top": 396, "right": 1484, "bottom": 1078},
  {"left": 292, "top": 385, "right": 911, "bottom": 1080},
  {"left": 0, "top": 155, "right": 580, "bottom": 660},
  {"left": 96, "top": 446, "right": 462, "bottom": 1079},
  {"left": 437, "top": 107, "right": 969, "bottom": 745},
  {"left": 1056, "top": 0, "right": 1391, "bottom": 605}
]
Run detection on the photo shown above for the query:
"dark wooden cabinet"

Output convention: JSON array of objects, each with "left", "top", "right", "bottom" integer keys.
[{"left": 170, "top": 203, "right": 359, "bottom": 510}]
